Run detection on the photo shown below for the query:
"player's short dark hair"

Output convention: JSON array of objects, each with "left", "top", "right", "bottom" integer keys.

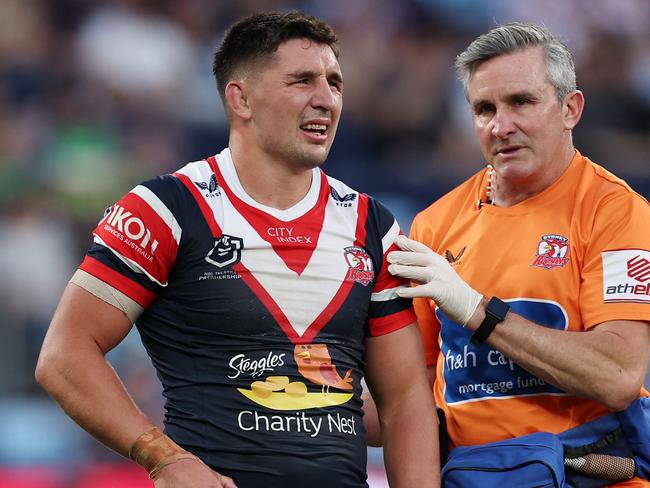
[{"left": 212, "top": 11, "right": 339, "bottom": 103}]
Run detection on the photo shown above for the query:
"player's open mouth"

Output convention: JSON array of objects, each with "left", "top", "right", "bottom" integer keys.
[{"left": 301, "top": 123, "right": 328, "bottom": 139}]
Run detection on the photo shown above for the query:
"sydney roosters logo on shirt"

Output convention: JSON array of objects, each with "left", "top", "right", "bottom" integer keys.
[
  {"left": 531, "top": 234, "right": 570, "bottom": 270},
  {"left": 344, "top": 246, "right": 374, "bottom": 286}
]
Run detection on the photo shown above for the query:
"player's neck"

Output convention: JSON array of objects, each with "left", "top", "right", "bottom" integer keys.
[{"left": 229, "top": 141, "right": 314, "bottom": 211}]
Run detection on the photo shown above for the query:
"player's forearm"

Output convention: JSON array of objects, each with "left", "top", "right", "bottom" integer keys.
[
  {"left": 35, "top": 340, "right": 154, "bottom": 457},
  {"left": 380, "top": 387, "right": 440, "bottom": 487}
]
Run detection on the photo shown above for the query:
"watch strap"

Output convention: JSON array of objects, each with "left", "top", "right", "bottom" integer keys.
[{"left": 470, "top": 296, "right": 510, "bottom": 346}]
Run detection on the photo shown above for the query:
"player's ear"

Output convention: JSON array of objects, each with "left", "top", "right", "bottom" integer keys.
[
  {"left": 562, "top": 89, "right": 584, "bottom": 130},
  {"left": 225, "top": 80, "right": 252, "bottom": 120}
]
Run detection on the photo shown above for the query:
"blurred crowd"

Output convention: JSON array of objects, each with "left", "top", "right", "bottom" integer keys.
[{"left": 1, "top": 0, "right": 649, "bottom": 484}]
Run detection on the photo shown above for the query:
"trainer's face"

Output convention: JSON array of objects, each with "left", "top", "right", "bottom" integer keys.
[
  {"left": 247, "top": 38, "right": 343, "bottom": 170},
  {"left": 468, "top": 46, "right": 574, "bottom": 186}
]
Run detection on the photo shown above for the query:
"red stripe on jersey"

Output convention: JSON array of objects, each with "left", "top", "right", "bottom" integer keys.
[
  {"left": 208, "top": 156, "right": 327, "bottom": 276},
  {"left": 354, "top": 193, "right": 369, "bottom": 247},
  {"left": 174, "top": 171, "right": 222, "bottom": 236},
  {"left": 79, "top": 256, "right": 157, "bottom": 308},
  {"left": 369, "top": 308, "right": 417, "bottom": 337},
  {"left": 94, "top": 192, "right": 178, "bottom": 285},
  {"left": 295, "top": 192, "right": 370, "bottom": 343},
  {"left": 176, "top": 167, "right": 304, "bottom": 342},
  {"left": 298, "top": 280, "right": 355, "bottom": 344},
  {"left": 232, "top": 264, "right": 305, "bottom": 343},
  {"left": 373, "top": 241, "right": 410, "bottom": 293}
]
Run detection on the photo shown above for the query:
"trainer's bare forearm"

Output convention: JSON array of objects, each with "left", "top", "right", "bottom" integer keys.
[{"left": 466, "top": 299, "right": 650, "bottom": 410}]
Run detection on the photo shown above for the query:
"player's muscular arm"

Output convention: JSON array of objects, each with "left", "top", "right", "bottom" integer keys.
[
  {"left": 35, "top": 284, "right": 237, "bottom": 487},
  {"left": 365, "top": 323, "right": 440, "bottom": 487},
  {"left": 466, "top": 299, "right": 650, "bottom": 411},
  {"left": 35, "top": 283, "right": 153, "bottom": 454}
]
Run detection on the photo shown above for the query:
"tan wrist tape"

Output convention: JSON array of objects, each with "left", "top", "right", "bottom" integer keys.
[{"left": 129, "top": 427, "right": 196, "bottom": 477}]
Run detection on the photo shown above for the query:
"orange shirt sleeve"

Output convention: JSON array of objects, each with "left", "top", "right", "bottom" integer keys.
[{"left": 409, "top": 217, "right": 441, "bottom": 368}]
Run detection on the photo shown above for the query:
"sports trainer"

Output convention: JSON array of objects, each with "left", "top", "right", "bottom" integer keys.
[{"left": 369, "top": 21, "right": 650, "bottom": 487}]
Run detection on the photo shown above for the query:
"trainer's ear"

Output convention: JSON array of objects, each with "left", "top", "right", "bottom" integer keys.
[
  {"left": 225, "top": 80, "right": 252, "bottom": 120},
  {"left": 562, "top": 89, "right": 584, "bottom": 130}
]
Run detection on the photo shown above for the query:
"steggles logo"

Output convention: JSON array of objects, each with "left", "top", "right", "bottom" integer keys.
[{"left": 627, "top": 255, "right": 650, "bottom": 283}]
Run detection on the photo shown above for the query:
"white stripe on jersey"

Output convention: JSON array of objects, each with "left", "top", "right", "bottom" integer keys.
[
  {"left": 371, "top": 285, "right": 409, "bottom": 302},
  {"left": 381, "top": 219, "right": 400, "bottom": 255},
  {"left": 218, "top": 190, "right": 359, "bottom": 338},
  {"left": 217, "top": 148, "right": 322, "bottom": 221},
  {"left": 175, "top": 159, "right": 226, "bottom": 225},
  {"left": 131, "top": 185, "right": 182, "bottom": 245},
  {"left": 93, "top": 234, "right": 169, "bottom": 287}
]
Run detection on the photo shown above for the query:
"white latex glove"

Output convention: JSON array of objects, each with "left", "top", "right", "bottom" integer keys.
[{"left": 388, "top": 235, "right": 482, "bottom": 326}]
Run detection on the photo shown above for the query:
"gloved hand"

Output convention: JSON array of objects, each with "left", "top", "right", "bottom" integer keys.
[{"left": 388, "top": 236, "right": 482, "bottom": 326}]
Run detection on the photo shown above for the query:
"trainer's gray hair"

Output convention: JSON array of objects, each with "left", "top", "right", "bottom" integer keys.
[{"left": 455, "top": 22, "right": 576, "bottom": 102}]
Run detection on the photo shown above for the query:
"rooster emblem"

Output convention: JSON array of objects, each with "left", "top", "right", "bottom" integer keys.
[{"left": 294, "top": 344, "right": 353, "bottom": 393}]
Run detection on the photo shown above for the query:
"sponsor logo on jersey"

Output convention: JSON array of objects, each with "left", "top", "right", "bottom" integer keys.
[
  {"left": 235, "top": 344, "right": 356, "bottom": 438},
  {"left": 445, "top": 246, "right": 466, "bottom": 265},
  {"left": 266, "top": 226, "right": 313, "bottom": 244},
  {"left": 343, "top": 246, "right": 374, "bottom": 286},
  {"left": 194, "top": 174, "right": 220, "bottom": 197},
  {"left": 531, "top": 234, "right": 570, "bottom": 269},
  {"left": 438, "top": 299, "right": 567, "bottom": 404},
  {"left": 102, "top": 204, "right": 159, "bottom": 260},
  {"left": 627, "top": 255, "right": 650, "bottom": 282},
  {"left": 330, "top": 187, "right": 356, "bottom": 207},
  {"left": 603, "top": 250, "right": 650, "bottom": 303},
  {"left": 205, "top": 234, "right": 243, "bottom": 268},
  {"left": 228, "top": 351, "right": 286, "bottom": 379}
]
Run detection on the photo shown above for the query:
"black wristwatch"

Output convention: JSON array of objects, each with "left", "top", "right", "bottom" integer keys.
[{"left": 470, "top": 296, "right": 510, "bottom": 346}]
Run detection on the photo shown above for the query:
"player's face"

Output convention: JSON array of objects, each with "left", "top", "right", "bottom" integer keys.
[
  {"left": 247, "top": 38, "right": 343, "bottom": 170},
  {"left": 468, "top": 47, "right": 573, "bottom": 187}
]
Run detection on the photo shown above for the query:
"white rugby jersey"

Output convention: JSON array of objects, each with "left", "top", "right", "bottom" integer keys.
[{"left": 79, "top": 148, "right": 415, "bottom": 487}]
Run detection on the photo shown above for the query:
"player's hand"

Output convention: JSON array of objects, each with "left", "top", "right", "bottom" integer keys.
[
  {"left": 152, "top": 457, "right": 237, "bottom": 488},
  {"left": 388, "top": 236, "right": 482, "bottom": 326}
]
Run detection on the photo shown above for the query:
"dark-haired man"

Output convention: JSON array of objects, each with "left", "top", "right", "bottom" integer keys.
[{"left": 36, "top": 11, "right": 439, "bottom": 488}]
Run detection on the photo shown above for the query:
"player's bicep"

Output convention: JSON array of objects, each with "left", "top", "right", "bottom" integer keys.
[
  {"left": 44, "top": 281, "right": 134, "bottom": 356},
  {"left": 364, "top": 322, "right": 429, "bottom": 408}
]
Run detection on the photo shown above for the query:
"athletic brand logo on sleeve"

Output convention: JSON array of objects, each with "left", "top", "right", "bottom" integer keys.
[
  {"left": 205, "top": 234, "right": 243, "bottom": 268},
  {"left": 344, "top": 246, "right": 374, "bottom": 286},
  {"left": 194, "top": 174, "right": 220, "bottom": 197},
  {"left": 330, "top": 187, "right": 356, "bottom": 207},
  {"left": 531, "top": 234, "right": 570, "bottom": 269},
  {"left": 603, "top": 250, "right": 650, "bottom": 303}
]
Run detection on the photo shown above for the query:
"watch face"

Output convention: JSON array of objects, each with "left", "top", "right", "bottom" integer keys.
[
  {"left": 488, "top": 297, "right": 510, "bottom": 320},
  {"left": 471, "top": 297, "right": 510, "bottom": 346}
]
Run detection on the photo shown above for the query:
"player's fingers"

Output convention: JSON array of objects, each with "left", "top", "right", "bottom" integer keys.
[
  {"left": 219, "top": 474, "right": 238, "bottom": 488},
  {"left": 212, "top": 470, "right": 238, "bottom": 488}
]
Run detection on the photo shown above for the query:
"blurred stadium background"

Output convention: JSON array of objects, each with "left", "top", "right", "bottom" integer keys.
[{"left": 1, "top": 0, "right": 649, "bottom": 486}]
